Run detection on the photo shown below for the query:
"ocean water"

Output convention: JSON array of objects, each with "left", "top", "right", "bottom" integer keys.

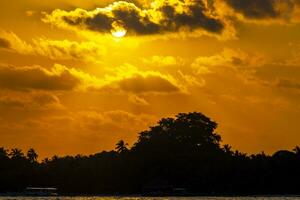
[{"left": 0, "top": 197, "right": 300, "bottom": 200}]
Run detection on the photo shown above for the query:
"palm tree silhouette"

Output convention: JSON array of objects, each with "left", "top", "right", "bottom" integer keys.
[
  {"left": 115, "top": 140, "right": 128, "bottom": 154},
  {"left": 27, "top": 148, "right": 38, "bottom": 162},
  {"left": 9, "top": 148, "right": 24, "bottom": 159}
]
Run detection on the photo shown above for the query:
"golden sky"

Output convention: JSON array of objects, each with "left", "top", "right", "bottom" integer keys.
[{"left": 1, "top": 0, "right": 300, "bottom": 158}]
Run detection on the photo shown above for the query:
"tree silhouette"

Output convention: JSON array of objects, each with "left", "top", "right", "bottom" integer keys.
[
  {"left": 115, "top": 140, "right": 128, "bottom": 154},
  {"left": 0, "top": 147, "right": 8, "bottom": 158},
  {"left": 293, "top": 146, "right": 300, "bottom": 155},
  {"left": 27, "top": 148, "right": 38, "bottom": 162},
  {"left": 9, "top": 148, "right": 24, "bottom": 159},
  {"left": 223, "top": 144, "right": 233, "bottom": 155},
  {"left": 133, "top": 112, "right": 221, "bottom": 155},
  {"left": 0, "top": 112, "right": 300, "bottom": 195}
]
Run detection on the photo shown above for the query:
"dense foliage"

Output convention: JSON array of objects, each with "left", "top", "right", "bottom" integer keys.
[{"left": 0, "top": 112, "right": 300, "bottom": 195}]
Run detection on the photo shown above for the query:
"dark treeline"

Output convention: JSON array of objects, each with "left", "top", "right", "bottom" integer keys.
[{"left": 1, "top": 112, "right": 300, "bottom": 195}]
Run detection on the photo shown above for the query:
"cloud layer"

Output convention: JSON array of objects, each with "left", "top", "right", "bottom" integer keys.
[
  {"left": 0, "top": 64, "right": 81, "bottom": 91},
  {"left": 43, "top": 0, "right": 226, "bottom": 36},
  {"left": 0, "top": 31, "right": 105, "bottom": 63},
  {"left": 42, "top": 0, "right": 300, "bottom": 39}
]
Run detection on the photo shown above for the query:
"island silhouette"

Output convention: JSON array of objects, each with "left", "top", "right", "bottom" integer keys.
[{"left": 0, "top": 112, "right": 299, "bottom": 196}]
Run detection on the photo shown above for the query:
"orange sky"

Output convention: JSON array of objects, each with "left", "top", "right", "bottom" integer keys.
[{"left": 0, "top": 0, "right": 300, "bottom": 158}]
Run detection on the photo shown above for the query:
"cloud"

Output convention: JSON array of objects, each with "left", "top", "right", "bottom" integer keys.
[
  {"left": 78, "top": 110, "right": 154, "bottom": 131},
  {"left": 86, "top": 64, "right": 185, "bottom": 94},
  {"left": 192, "top": 48, "right": 266, "bottom": 74},
  {"left": 0, "top": 31, "right": 106, "bottom": 63},
  {"left": 142, "top": 55, "right": 183, "bottom": 67},
  {"left": 0, "top": 108, "right": 157, "bottom": 156},
  {"left": 189, "top": 48, "right": 270, "bottom": 88},
  {"left": 38, "top": 110, "right": 156, "bottom": 134},
  {"left": 101, "top": 74, "right": 181, "bottom": 94},
  {"left": 226, "top": 0, "right": 283, "bottom": 19},
  {"left": 0, "top": 37, "right": 10, "bottom": 49},
  {"left": 41, "top": 0, "right": 300, "bottom": 39},
  {"left": 42, "top": 0, "right": 229, "bottom": 37},
  {"left": 178, "top": 70, "right": 206, "bottom": 87},
  {"left": 0, "top": 92, "right": 63, "bottom": 110},
  {"left": 128, "top": 95, "right": 149, "bottom": 106},
  {"left": 32, "top": 38, "right": 106, "bottom": 63},
  {"left": 31, "top": 93, "right": 62, "bottom": 108},
  {"left": 0, "top": 97, "right": 25, "bottom": 109},
  {"left": 0, "top": 64, "right": 84, "bottom": 91},
  {"left": 223, "top": 0, "right": 300, "bottom": 22},
  {"left": 118, "top": 74, "right": 180, "bottom": 93},
  {"left": 0, "top": 60, "right": 186, "bottom": 95},
  {"left": 276, "top": 78, "right": 300, "bottom": 90}
]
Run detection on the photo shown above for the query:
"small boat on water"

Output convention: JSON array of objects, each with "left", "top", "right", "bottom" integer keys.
[{"left": 24, "top": 187, "right": 58, "bottom": 196}]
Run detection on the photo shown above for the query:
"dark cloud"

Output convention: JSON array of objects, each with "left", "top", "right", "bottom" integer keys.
[
  {"left": 0, "top": 37, "right": 10, "bottom": 49},
  {"left": 110, "top": 2, "right": 161, "bottom": 34},
  {"left": 225, "top": 0, "right": 297, "bottom": 20},
  {"left": 158, "top": 1, "right": 223, "bottom": 33},
  {"left": 0, "top": 65, "right": 81, "bottom": 91},
  {"left": 44, "top": 0, "right": 225, "bottom": 36}
]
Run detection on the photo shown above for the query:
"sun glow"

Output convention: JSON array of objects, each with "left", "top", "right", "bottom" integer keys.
[
  {"left": 110, "top": 21, "right": 127, "bottom": 38},
  {"left": 111, "top": 29, "right": 127, "bottom": 38}
]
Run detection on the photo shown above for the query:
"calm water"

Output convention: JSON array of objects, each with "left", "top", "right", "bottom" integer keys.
[{"left": 0, "top": 197, "right": 300, "bottom": 200}]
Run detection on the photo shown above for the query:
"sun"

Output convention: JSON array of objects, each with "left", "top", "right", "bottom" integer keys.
[
  {"left": 111, "top": 21, "right": 127, "bottom": 38},
  {"left": 111, "top": 29, "right": 127, "bottom": 38}
]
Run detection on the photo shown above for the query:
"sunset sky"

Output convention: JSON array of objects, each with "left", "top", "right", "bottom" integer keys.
[{"left": 1, "top": 0, "right": 300, "bottom": 158}]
